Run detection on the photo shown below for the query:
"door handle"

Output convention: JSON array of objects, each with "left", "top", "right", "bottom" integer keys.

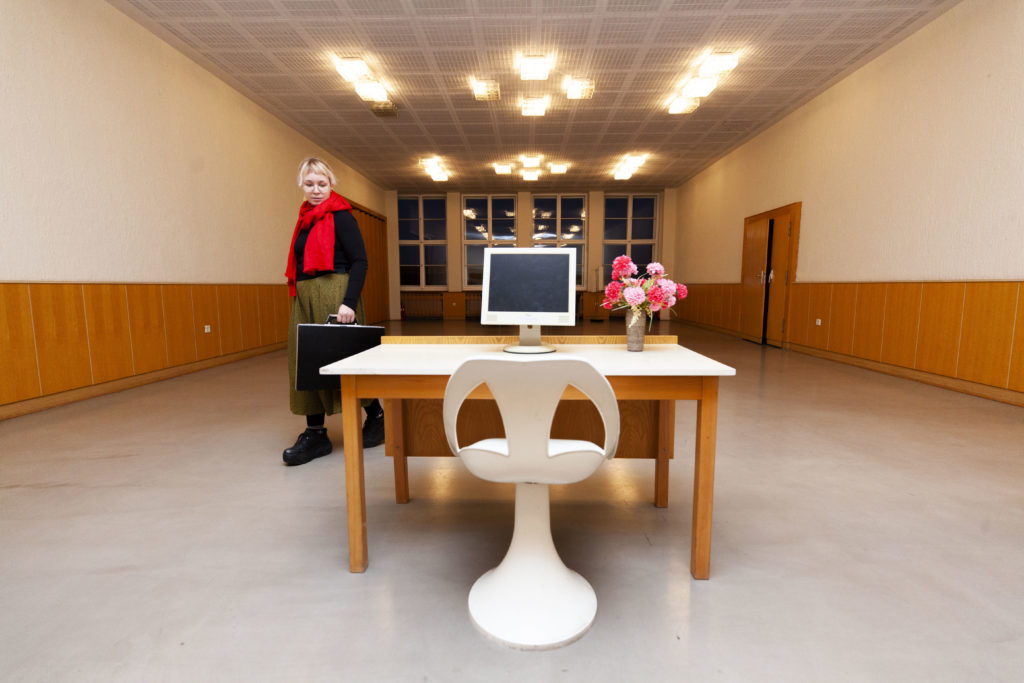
[
  {"left": 768, "top": 269, "right": 774, "bottom": 283},
  {"left": 759, "top": 270, "right": 765, "bottom": 285}
]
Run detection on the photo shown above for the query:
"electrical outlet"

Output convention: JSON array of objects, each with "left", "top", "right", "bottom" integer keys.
[
  {"left": 204, "top": 325, "right": 211, "bottom": 333},
  {"left": 815, "top": 318, "right": 822, "bottom": 326}
]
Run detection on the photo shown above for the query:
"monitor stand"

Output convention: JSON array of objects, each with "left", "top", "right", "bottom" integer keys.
[{"left": 503, "top": 324, "right": 556, "bottom": 354}]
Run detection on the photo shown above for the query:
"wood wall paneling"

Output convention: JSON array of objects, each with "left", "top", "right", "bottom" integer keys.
[
  {"left": 827, "top": 283, "right": 857, "bottom": 356},
  {"left": 0, "top": 283, "right": 41, "bottom": 404},
  {"left": 880, "top": 282, "right": 922, "bottom": 369},
  {"left": 126, "top": 284, "right": 168, "bottom": 374},
  {"left": 275, "top": 285, "right": 291, "bottom": 343},
  {"left": 162, "top": 284, "right": 197, "bottom": 367},
  {"left": 353, "top": 210, "right": 390, "bottom": 324},
  {"left": 806, "top": 283, "right": 832, "bottom": 350},
  {"left": 1008, "top": 284, "right": 1024, "bottom": 392},
  {"left": 916, "top": 282, "right": 965, "bottom": 376},
  {"left": 216, "top": 284, "right": 243, "bottom": 355},
  {"left": 786, "top": 282, "right": 809, "bottom": 346},
  {"left": 956, "top": 282, "right": 1018, "bottom": 387},
  {"left": 192, "top": 284, "right": 221, "bottom": 361},
  {"left": 83, "top": 284, "right": 134, "bottom": 384},
  {"left": 256, "top": 285, "right": 278, "bottom": 346},
  {"left": 29, "top": 284, "right": 94, "bottom": 395},
  {"left": 851, "top": 283, "right": 886, "bottom": 362},
  {"left": 239, "top": 285, "right": 262, "bottom": 350}
]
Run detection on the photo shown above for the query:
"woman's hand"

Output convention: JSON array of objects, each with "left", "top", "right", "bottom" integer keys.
[{"left": 336, "top": 303, "right": 356, "bottom": 323}]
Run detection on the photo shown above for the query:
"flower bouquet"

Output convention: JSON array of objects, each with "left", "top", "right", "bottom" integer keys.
[{"left": 602, "top": 255, "right": 687, "bottom": 350}]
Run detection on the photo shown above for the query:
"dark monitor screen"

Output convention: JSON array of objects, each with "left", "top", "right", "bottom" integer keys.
[{"left": 480, "top": 248, "right": 576, "bottom": 326}]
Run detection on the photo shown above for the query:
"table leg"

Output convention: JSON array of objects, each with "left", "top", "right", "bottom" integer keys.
[
  {"left": 691, "top": 377, "right": 718, "bottom": 580},
  {"left": 384, "top": 399, "right": 409, "bottom": 503},
  {"left": 654, "top": 400, "right": 674, "bottom": 508},
  {"left": 341, "top": 376, "right": 368, "bottom": 573}
]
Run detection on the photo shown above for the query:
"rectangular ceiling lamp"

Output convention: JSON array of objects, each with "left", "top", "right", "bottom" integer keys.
[
  {"left": 518, "top": 54, "right": 552, "bottom": 81},
  {"left": 354, "top": 80, "right": 390, "bottom": 102},
  {"left": 698, "top": 52, "right": 739, "bottom": 78},
  {"left": 667, "top": 96, "right": 700, "bottom": 114},
  {"left": 563, "top": 77, "right": 594, "bottom": 100},
  {"left": 680, "top": 77, "right": 717, "bottom": 99},
  {"left": 493, "top": 163, "right": 513, "bottom": 174},
  {"left": 521, "top": 169, "right": 541, "bottom": 181},
  {"left": 471, "top": 78, "right": 500, "bottom": 101},
  {"left": 332, "top": 56, "right": 370, "bottom": 82},
  {"left": 549, "top": 163, "right": 568, "bottom": 174},
  {"left": 519, "top": 154, "right": 542, "bottom": 168},
  {"left": 520, "top": 96, "right": 550, "bottom": 116}
]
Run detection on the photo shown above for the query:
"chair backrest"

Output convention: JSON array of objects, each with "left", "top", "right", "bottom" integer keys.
[{"left": 443, "top": 354, "right": 620, "bottom": 466}]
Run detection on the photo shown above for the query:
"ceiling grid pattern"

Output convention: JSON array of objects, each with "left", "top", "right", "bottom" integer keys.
[{"left": 108, "top": 0, "right": 960, "bottom": 191}]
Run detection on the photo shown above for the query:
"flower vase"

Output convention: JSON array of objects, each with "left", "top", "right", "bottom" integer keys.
[{"left": 626, "top": 308, "right": 646, "bottom": 352}]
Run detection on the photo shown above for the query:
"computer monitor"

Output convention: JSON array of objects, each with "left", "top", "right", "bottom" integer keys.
[{"left": 480, "top": 247, "right": 576, "bottom": 354}]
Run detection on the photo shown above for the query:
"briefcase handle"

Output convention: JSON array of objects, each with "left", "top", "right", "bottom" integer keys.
[{"left": 325, "top": 314, "right": 355, "bottom": 325}]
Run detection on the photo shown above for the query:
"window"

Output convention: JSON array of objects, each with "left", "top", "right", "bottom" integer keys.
[
  {"left": 532, "top": 195, "right": 586, "bottom": 287},
  {"left": 602, "top": 195, "right": 656, "bottom": 284},
  {"left": 463, "top": 195, "right": 516, "bottom": 287},
  {"left": 398, "top": 195, "right": 447, "bottom": 289}
]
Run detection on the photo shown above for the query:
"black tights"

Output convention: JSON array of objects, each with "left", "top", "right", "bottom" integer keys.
[{"left": 306, "top": 399, "right": 382, "bottom": 429}]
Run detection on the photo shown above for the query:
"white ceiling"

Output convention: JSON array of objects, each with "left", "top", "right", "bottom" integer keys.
[{"left": 107, "top": 0, "right": 961, "bottom": 193}]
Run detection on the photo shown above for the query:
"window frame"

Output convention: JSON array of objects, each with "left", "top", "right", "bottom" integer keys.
[
  {"left": 531, "top": 194, "right": 588, "bottom": 289},
  {"left": 601, "top": 194, "right": 658, "bottom": 286},
  {"left": 462, "top": 194, "right": 517, "bottom": 290},
  {"left": 398, "top": 194, "right": 448, "bottom": 291}
]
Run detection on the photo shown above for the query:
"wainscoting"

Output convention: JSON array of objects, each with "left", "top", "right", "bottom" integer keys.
[
  {"left": 678, "top": 280, "right": 1024, "bottom": 405},
  {"left": 1, "top": 282, "right": 290, "bottom": 418}
]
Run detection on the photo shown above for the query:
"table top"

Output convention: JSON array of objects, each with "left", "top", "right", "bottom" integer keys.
[{"left": 321, "top": 343, "right": 735, "bottom": 378}]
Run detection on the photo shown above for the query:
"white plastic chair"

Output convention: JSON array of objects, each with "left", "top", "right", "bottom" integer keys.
[{"left": 443, "top": 353, "right": 620, "bottom": 649}]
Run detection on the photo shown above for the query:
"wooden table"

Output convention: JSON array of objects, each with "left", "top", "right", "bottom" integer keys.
[{"left": 322, "top": 339, "right": 735, "bottom": 579}]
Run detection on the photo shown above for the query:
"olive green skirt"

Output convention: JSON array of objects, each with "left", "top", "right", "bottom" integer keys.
[{"left": 287, "top": 273, "right": 366, "bottom": 417}]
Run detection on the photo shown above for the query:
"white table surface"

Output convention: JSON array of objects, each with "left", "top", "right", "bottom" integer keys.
[{"left": 321, "top": 343, "right": 736, "bottom": 378}]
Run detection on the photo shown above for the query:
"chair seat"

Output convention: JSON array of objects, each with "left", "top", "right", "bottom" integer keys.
[{"left": 458, "top": 438, "right": 607, "bottom": 485}]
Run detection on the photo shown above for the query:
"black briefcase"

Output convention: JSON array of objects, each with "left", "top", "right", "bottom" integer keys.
[{"left": 295, "top": 315, "right": 384, "bottom": 391}]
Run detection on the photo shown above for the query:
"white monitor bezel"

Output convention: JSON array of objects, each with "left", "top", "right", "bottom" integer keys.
[{"left": 480, "top": 247, "right": 577, "bottom": 327}]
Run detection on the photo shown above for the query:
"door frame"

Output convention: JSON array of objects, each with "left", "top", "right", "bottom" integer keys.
[{"left": 740, "top": 202, "right": 801, "bottom": 346}]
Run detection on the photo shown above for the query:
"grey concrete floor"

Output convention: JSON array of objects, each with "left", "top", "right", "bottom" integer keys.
[{"left": 1, "top": 323, "right": 1023, "bottom": 682}]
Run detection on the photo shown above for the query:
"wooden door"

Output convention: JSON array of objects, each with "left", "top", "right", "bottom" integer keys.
[
  {"left": 739, "top": 216, "right": 770, "bottom": 342},
  {"left": 764, "top": 212, "right": 792, "bottom": 347},
  {"left": 352, "top": 209, "right": 390, "bottom": 323}
]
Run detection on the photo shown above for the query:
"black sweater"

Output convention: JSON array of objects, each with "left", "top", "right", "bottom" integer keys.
[{"left": 294, "top": 210, "right": 368, "bottom": 310}]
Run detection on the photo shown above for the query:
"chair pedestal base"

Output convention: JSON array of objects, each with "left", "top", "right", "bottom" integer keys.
[{"left": 467, "top": 483, "right": 597, "bottom": 649}]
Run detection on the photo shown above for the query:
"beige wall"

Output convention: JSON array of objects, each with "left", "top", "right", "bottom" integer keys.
[
  {"left": 671, "top": 0, "right": 1024, "bottom": 284},
  {"left": 0, "top": 0, "right": 385, "bottom": 285}
]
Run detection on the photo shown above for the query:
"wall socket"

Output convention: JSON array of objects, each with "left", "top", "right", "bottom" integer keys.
[
  {"left": 204, "top": 325, "right": 211, "bottom": 333},
  {"left": 815, "top": 318, "right": 822, "bottom": 326}
]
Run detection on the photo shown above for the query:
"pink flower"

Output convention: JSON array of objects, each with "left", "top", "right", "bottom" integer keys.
[
  {"left": 604, "top": 280, "right": 623, "bottom": 301},
  {"left": 657, "top": 278, "right": 676, "bottom": 296},
  {"left": 601, "top": 298, "right": 615, "bottom": 310},
  {"left": 646, "top": 262, "right": 665, "bottom": 277},
  {"left": 666, "top": 295, "right": 677, "bottom": 307},
  {"left": 676, "top": 283, "right": 688, "bottom": 299},
  {"left": 647, "top": 284, "right": 666, "bottom": 305},
  {"left": 623, "top": 286, "right": 646, "bottom": 307},
  {"left": 611, "top": 255, "right": 637, "bottom": 279}
]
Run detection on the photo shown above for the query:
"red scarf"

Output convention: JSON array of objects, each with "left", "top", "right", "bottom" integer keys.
[{"left": 285, "top": 191, "right": 353, "bottom": 296}]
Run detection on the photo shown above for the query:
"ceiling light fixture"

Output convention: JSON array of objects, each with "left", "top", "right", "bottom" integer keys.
[
  {"left": 519, "top": 154, "right": 543, "bottom": 168},
  {"left": 493, "top": 163, "right": 513, "bottom": 174},
  {"left": 697, "top": 51, "right": 739, "bottom": 78},
  {"left": 613, "top": 154, "right": 647, "bottom": 180},
  {"left": 354, "top": 80, "right": 390, "bottom": 102},
  {"left": 517, "top": 54, "right": 553, "bottom": 81},
  {"left": 562, "top": 76, "right": 594, "bottom": 100},
  {"left": 470, "top": 77, "right": 500, "bottom": 101},
  {"left": 520, "top": 96, "right": 550, "bottom": 116},
  {"left": 549, "top": 163, "right": 568, "bottom": 174},
  {"left": 420, "top": 156, "right": 450, "bottom": 182},
  {"left": 331, "top": 56, "right": 371, "bottom": 82},
  {"left": 521, "top": 169, "right": 541, "bottom": 181},
  {"left": 666, "top": 95, "right": 700, "bottom": 114},
  {"left": 680, "top": 76, "right": 718, "bottom": 99}
]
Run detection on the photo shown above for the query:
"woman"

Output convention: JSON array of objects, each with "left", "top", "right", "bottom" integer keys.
[{"left": 283, "top": 157, "right": 384, "bottom": 466}]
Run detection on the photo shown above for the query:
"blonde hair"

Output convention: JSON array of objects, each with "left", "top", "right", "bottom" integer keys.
[{"left": 297, "top": 157, "right": 336, "bottom": 187}]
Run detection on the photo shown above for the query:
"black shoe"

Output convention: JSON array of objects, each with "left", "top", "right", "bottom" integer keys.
[
  {"left": 362, "top": 412, "right": 385, "bottom": 448},
  {"left": 283, "top": 428, "right": 332, "bottom": 466}
]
